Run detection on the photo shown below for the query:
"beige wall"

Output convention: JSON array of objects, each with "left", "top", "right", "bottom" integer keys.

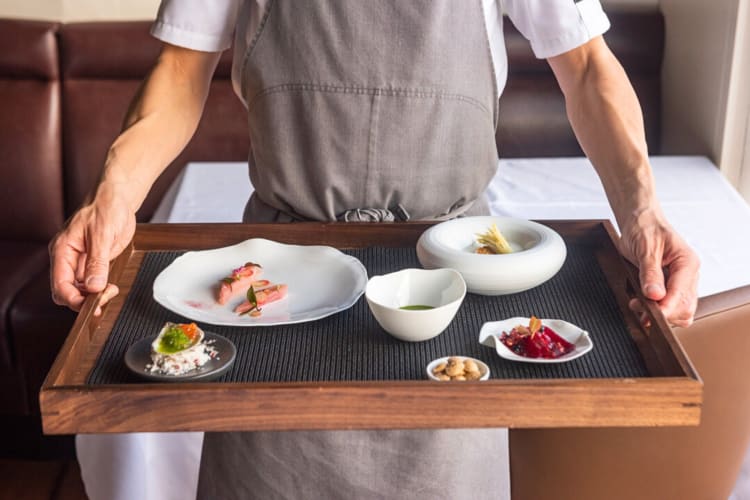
[
  {"left": 660, "top": 0, "right": 740, "bottom": 158},
  {"left": 719, "top": 0, "right": 750, "bottom": 200},
  {"left": 0, "top": 0, "right": 659, "bottom": 22},
  {"left": 0, "top": 0, "right": 158, "bottom": 22},
  {"left": 660, "top": 0, "right": 750, "bottom": 202},
  {"left": 603, "top": 0, "right": 659, "bottom": 5}
]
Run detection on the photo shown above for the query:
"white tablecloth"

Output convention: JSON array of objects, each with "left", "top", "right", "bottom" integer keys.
[
  {"left": 79, "top": 155, "right": 750, "bottom": 500},
  {"left": 151, "top": 155, "right": 750, "bottom": 298}
]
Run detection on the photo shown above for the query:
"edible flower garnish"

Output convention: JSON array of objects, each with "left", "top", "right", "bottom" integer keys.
[{"left": 223, "top": 262, "right": 263, "bottom": 284}]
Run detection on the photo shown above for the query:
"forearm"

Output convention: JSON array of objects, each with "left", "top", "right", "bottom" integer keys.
[
  {"left": 93, "top": 44, "right": 220, "bottom": 213},
  {"left": 549, "top": 37, "right": 660, "bottom": 230}
]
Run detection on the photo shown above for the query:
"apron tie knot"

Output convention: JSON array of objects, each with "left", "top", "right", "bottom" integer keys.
[{"left": 340, "top": 204, "right": 411, "bottom": 222}]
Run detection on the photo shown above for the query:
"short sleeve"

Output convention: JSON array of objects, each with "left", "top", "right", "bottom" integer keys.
[
  {"left": 151, "top": 0, "right": 241, "bottom": 52},
  {"left": 503, "top": 0, "right": 610, "bottom": 59}
]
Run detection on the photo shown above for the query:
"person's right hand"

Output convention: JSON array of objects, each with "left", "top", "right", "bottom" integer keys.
[{"left": 49, "top": 187, "right": 136, "bottom": 316}]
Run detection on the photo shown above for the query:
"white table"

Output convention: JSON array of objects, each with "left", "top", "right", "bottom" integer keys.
[
  {"left": 78, "top": 156, "right": 750, "bottom": 500},
  {"left": 151, "top": 155, "right": 750, "bottom": 298}
]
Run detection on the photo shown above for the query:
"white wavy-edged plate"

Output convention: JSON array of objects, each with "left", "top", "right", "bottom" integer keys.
[
  {"left": 153, "top": 238, "right": 368, "bottom": 326},
  {"left": 479, "top": 317, "right": 593, "bottom": 363}
]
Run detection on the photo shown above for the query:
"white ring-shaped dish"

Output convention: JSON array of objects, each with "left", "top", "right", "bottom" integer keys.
[{"left": 416, "top": 216, "right": 567, "bottom": 295}]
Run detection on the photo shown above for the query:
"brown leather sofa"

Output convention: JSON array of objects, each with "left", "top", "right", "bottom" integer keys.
[
  {"left": 0, "top": 19, "right": 249, "bottom": 458},
  {"left": 3, "top": 9, "right": 748, "bottom": 498}
]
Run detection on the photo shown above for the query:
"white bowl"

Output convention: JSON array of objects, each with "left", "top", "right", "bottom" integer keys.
[
  {"left": 426, "top": 356, "right": 490, "bottom": 381},
  {"left": 416, "top": 216, "right": 566, "bottom": 295},
  {"left": 365, "top": 268, "right": 466, "bottom": 342}
]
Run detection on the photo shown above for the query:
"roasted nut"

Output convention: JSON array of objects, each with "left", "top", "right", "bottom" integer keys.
[
  {"left": 431, "top": 357, "right": 485, "bottom": 381},
  {"left": 464, "top": 359, "right": 479, "bottom": 374},
  {"left": 445, "top": 357, "right": 465, "bottom": 376}
]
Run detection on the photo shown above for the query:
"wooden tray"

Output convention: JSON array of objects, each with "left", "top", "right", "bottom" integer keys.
[{"left": 40, "top": 221, "right": 702, "bottom": 434}]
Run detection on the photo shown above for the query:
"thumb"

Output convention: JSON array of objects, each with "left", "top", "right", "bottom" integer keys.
[
  {"left": 638, "top": 251, "right": 666, "bottom": 301},
  {"left": 84, "top": 229, "right": 111, "bottom": 293}
]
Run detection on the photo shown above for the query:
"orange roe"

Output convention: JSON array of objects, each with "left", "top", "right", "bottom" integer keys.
[{"left": 179, "top": 322, "right": 200, "bottom": 341}]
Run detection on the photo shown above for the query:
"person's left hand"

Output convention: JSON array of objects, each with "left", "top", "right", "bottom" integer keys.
[{"left": 618, "top": 207, "right": 700, "bottom": 328}]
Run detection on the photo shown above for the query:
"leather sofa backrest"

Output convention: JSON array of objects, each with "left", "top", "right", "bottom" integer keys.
[
  {"left": 59, "top": 22, "right": 250, "bottom": 222},
  {"left": 0, "top": 20, "right": 64, "bottom": 241},
  {"left": 497, "top": 8, "right": 663, "bottom": 157}
]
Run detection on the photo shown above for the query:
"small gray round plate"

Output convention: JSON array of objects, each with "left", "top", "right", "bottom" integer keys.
[{"left": 124, "top": 332, "right": 236, "bottom": 382}]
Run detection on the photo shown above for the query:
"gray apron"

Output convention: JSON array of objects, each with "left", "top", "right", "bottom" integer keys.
[
  {"left": 240, "top": 0, "right": 498, "bottom": 223},
  {"left": 199, "top": 1, "right": 508, "bottom": 498}
]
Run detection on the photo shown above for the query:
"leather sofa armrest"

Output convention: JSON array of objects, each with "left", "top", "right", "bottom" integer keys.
[{"left": 695, "top": 284, "right": 750, "bottom": 320}]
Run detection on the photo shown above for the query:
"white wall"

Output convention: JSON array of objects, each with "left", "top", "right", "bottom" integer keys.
[
  {"left": 660, "top": 0, "right": 749, "bottom": 202},
  {"left": 719, "top": 0, "right": 750, "bottom": 200}
]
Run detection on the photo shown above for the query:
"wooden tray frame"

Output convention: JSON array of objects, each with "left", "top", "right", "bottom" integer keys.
[{"left": 40, "top": 221, "right": 702, "bottom": 434}]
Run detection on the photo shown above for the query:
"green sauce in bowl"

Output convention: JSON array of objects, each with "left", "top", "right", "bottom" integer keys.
[{"left": 399, "top": 305, "right": 435, "bottom": 311}]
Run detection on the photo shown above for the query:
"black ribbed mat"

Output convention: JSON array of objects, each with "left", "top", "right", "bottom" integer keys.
[{"left": 88, "top": 246, "right": 649, "bottom": 384}]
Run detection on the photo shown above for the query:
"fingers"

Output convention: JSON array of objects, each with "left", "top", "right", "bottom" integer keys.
[
  {"left": 50, "top": 236, "right": 87, "bottom": 311},
  {"left": 627, "top": 298, "right": 651, "bottom": 329},
  {"left": 658, "top": 253, "right": 700, "bottom": 328},
  {"left": 52, "top": 279, "right": 86, "bottom": 311},
  {"left": 75, "top": 253, "right": 86, "bottom": 285},
  {"left": 50, "top": 197, "right": 136, "bottom": 313},
  {"left": 83, "top": 225, "right": 112, "bottom": 293},
  {"left": 621, "top": 216, "right": 699, "bottom": 328},
  {"left": 629, "top": 247, "right": 700, "bottom": 328},
  {"left": 94, "top": 283, "right": 120, "bottom": 317},
  {"left": 51, "top": 235, "right": 119, "bottom": 315},
  {"left": 638, "top": 250, "right": 666, "bottom": 302}
]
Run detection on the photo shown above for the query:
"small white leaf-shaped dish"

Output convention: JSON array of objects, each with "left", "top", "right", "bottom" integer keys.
[{"left": 479, "top": 317, "right": 593, "bottom": 363}]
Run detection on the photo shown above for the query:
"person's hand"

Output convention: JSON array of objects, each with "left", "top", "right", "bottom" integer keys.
[
  {"left": 618, "top": 207, "right": 700, "bottom": 328},
  {"left": 49, "top": 187, "right": 136, "bottom": 316}
]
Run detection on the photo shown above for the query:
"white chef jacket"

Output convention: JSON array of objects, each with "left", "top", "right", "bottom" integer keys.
[{"left": 150, "top": 0, "right": 610, "bottom": 105}]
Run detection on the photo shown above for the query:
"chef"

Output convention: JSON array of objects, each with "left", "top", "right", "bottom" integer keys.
[{"left": 50, "top": 1, "right": 700, "bottom": 499}]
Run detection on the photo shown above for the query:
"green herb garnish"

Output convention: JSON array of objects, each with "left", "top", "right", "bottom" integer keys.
[
  {"left": 157, "top": 326, "right": 192, "bottom": 353},
  {"left": 242, "top": 286, "right": 261, "bottom": 315}
]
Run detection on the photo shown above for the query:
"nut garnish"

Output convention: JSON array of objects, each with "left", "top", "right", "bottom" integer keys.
[{"left": 431, "top": 356, "right": 484, "bottom": 381}]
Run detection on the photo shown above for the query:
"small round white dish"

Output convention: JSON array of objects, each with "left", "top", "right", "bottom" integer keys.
[
  {"left": 416, "top": 216, "right": 566, "bottom": 295},
  {"left": 365, "top": 268, "right": 466, "bottom": 342},
  {"left": 426, "top": 356, "right": 490, "bottom": 381},
  {"left": 479, "top": 317, "right": 593, "bottom": 363}
]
